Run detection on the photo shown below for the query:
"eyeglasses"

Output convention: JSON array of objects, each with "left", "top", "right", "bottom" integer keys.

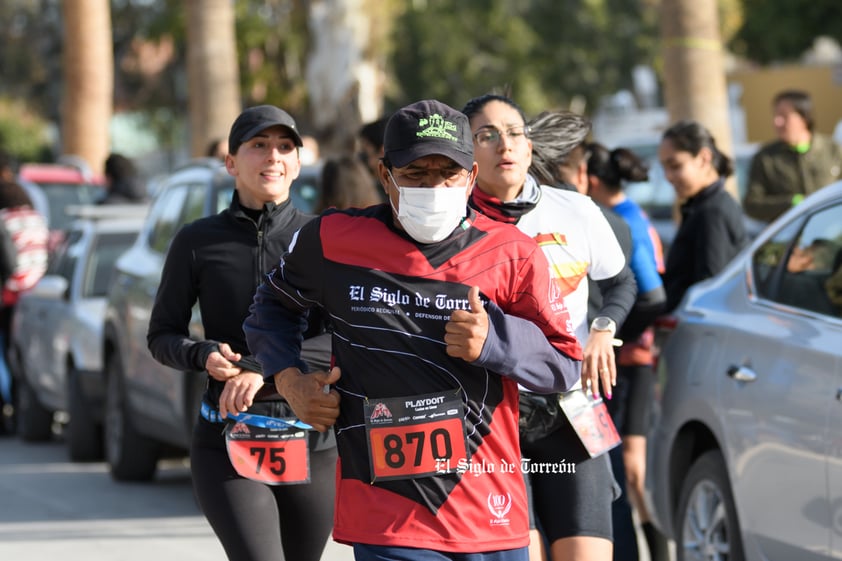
[
  {"left": 472, "top": 126, "right": 530, "bottom": 148},
  {"left": 388, "top": 166, "right": 470, "bottom": 186}
]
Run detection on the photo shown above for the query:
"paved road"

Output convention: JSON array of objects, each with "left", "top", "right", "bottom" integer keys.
[
  {"left": 0, "top": 433, "right": 354, "bottom": 561},
  {"left": 0, "top": 430, "right": 665, "bottom": 560}
]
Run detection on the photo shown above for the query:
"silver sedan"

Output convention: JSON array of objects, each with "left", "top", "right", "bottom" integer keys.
[
  {"left": 11, "top": 205, "right": 146, "bottom": 462},
  {"left": 647, "top": 180, "right": 842, "bottom": 561}
]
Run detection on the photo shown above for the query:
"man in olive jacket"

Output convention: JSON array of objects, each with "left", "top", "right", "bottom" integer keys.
[{"left": 744, "top": 89, "right": 842, "bottom": 223}]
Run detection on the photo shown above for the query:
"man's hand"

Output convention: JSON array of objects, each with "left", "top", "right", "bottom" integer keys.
[
  {"left": 205, "top": 342, "right": 244, "bottom": 382},
  {"left": 218, "top": 372, "right": 265, "bottom": 418},
  {"left": 274, "top": 366, "right": 341, "bottom": 432},
  {"left": 444, "top": 286, "right": 488, "bottom": 362},
  {"left": 582, "top": 330, "right": 616, "bottom": 400}
]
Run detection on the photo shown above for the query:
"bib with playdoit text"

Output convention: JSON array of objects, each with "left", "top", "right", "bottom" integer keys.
[{"left": 364, "top": 390, "right": 468, "bottom": 482}]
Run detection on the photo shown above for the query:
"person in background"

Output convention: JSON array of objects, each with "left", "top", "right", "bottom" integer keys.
[
  {"left": 99, "top": 153, "right": 147, "bottom": 204},
  {"left": 464, "top": 95, "right": 636, "bottom": 561},
  {"left": 660, "top": 120, "right": 748, "bottom": 312},
  {"left": 532, "top": 114, "right": 634, "bottom": 266},
  {"left": 586, "top": 142, "right": 670, "bottom": 561},
  {"left": 245, "top": 99, "right": 583, "bottom": 561},
  {"left": 536, "top": 122, "right": 642, "bottom": 561},
  {"left": 357, "top": 116, "right": 390, "bottom": 179},
  {"left": 529, "top": 116, "right": 639, "bottom": 561},
  {"left": 147, "top": 105, "right": 336, "bottom": 561},
  {"left": 206, "top": 138, "right": 228, "bottom": 161},
  {"left": 744, "top": 89, "right": 842, "bottom": 223},
  {"left": 315, "top": 155, "right": 384, "bottom": 212},
  {"left": 0, "top": 150, "right": 18, "bottom": 182},
  {"left": 0, "top": 180, "right": 49, "bottom": 435}
]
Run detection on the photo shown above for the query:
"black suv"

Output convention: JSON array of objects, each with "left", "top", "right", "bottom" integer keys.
[{"left": 102, "top": 158, "right": 322, "bottom": 481}]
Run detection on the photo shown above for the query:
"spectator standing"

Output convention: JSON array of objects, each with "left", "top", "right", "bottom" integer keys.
[
  {"left": 315, "top": 155, "right": 384, "bottom": 212},
  {"left": 147, "top": 105, "right": 337, "bottom": 561},
  {"left": 100, "top": 153, "right": 147, "bottom": 204},
  {"left": 0, "top": 180, "right": 49, "bottom": 434},
  {"left": 464, "top": 96, "right": 637, "bottom": 561},
  {"left": 205, "top": 138, "right": 228, "bottom": 161},
  {"left": 587, "top": 142, "right": 670, "bottom": 561},
  {"left": 744, "top": 89, "right": 842, "bottom": 223},
  {"left": 660, "top": 120, "right": 748, "bottom": 312},
  {"left": 244, "top": 99, "right": 583, "bottom": 560}
]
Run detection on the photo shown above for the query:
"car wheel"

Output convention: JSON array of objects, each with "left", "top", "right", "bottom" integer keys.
[
  {"left": 676, "top": 450, "right": 745, "bottom": 561},
  {"left": 17, "top": 372, "right": 53, "bottom": 441},
  {"left": 104, "top": 353, "right": 159, "bottom": 481},
  {"left": 67, "top": 366, "right": 103, "bottom": 462}
]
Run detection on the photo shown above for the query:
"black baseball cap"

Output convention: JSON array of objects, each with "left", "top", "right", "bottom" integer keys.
[
  {"left": 228, "top": 105, "right": 303, "bottom": 154},
  {"left": 384, "top": 100, "right": 474, "bottom": 170}
]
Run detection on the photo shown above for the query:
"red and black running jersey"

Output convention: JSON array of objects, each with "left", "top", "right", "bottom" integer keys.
[{"left": 245, "top": 204, "right": 581, "bottom": 552}]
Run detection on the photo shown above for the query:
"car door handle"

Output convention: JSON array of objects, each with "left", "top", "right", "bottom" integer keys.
[
  {"left": 727, "top": 365, "right": 757, "bottom": 383},
  {"left": 836, "top": 389, "right": 842, "bottom": 402}
]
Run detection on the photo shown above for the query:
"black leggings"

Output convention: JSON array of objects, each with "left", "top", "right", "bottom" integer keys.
[{"left": 191, "top": 417, "right": 337, "bottom": 561}]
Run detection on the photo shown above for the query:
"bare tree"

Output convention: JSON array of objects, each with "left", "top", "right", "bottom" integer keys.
[
  {"left": 185, "top": 0, "right": 241, "bottom": 158},
  {"left": 661, "top": 0, "right": 737, "bottom": 197},
  {"left": 61, "top": 0, "right": 113, "bottom": 174}
]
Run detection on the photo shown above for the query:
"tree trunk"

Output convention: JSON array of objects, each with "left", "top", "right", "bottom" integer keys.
[
  {"left": 61, "top": 0, "right": 113, "bottom": 175},
  {"left": 661, "top": 0, "right": 737, "bottom": 198},
  {"left": 185, "top": 0, "right": 241, "bottom": 158},
  {"left": 305, "top": 0, "right": 394, "bottom": 156}
]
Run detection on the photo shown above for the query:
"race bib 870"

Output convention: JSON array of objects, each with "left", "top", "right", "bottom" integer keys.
[{"left": 364, "top": 390, "right": 468, "bottom": 482}]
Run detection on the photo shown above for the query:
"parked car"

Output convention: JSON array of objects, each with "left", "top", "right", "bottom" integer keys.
[
  {"left": 17, "top": 159, "right": 106, "bottom": 251},
  {"left": 102, "top": 158, "right": 322, "bottom": 481},
  {"left": 621, "top": 142, "right": 766, "bottom": 252},
  {"left": 646, "top": 180, "right": 842, "bottom": 560},
  {"left": 10, "top": 205, "right": 146, "bottom": 461}
]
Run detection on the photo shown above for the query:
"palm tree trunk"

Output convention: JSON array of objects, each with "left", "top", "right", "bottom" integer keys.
[
  {"left": 61, "top": 0, "right": 113, "bottom": 174},
  {"left": 661, "top": 0, "right": 736, "bottom": 198},
  {"left": 185, "top": 0, "right": 241, "bottom": 158}
]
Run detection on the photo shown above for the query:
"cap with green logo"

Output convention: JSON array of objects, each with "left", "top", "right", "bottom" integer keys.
[{"left": 383, "top": 100, "right": 474, "bottom": 170}]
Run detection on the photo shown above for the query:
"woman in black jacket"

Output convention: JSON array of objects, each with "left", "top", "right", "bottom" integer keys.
[
  {"left": 147, "top": 106, "right": 337, "bottom": 561},
  {"left": 659, "top": 120, "right": 748, "bottom": 311}
]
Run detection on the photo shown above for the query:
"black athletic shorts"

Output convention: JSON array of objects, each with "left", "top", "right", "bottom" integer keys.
[
  {"left": 520, "top": 418, "right": 620, "bottom": 543},
  {"left": 606, "top": 364, "right": 655, "bottom": 437}
]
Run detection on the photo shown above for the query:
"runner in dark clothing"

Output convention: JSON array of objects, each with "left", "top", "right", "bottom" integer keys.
[{"left": 147, "top": 105, "right": 336, "bottom": 561}]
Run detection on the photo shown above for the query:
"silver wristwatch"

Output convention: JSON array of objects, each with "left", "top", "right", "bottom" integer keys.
[{"left": 590, "top": 316, "right": 617, "bottom": 337}]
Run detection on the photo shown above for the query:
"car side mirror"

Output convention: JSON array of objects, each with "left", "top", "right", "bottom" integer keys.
[{"left": 30, "top": 275, "right": 70, "bottom": 300}]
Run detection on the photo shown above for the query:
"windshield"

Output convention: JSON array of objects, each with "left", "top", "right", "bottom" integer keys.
[{"left": 38, "top": 183, "right": 105, "bottom": 230}]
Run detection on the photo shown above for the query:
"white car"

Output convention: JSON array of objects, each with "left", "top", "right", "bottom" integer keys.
[{"left": 11, "top": 205, "right": 146, "bottom": 461}]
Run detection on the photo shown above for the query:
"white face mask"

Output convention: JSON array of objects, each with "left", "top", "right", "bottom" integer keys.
[{"left": 389, "top": 173, "right": 468, "bottom": 244}]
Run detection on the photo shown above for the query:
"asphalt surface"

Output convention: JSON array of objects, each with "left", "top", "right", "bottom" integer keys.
[
  {"left": 0, "top": 431, "right": 353, "bottom": 561},
  {"left": 0, "top": 427, "right": 663, "bottom": 560}
]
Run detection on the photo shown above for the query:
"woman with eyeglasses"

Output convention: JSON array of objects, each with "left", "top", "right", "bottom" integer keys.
[{"left": 462, "top": 94, "right": 637, "bottom": 561}]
